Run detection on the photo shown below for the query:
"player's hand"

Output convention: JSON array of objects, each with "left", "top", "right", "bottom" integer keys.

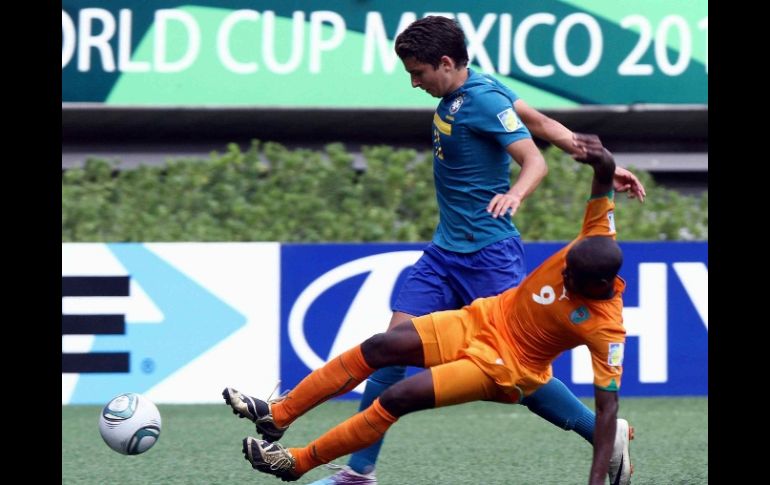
[
  {"left": 572, "top": 133, "right": 612, "bottom": 166},
  {"left": 571, "top": 132, "right": 596, "bottom": 159},
  {"left": 487, "top": 192, "right": 522, "bottom": 219},
  {"left": 613, "top": 166, "right": 646, "bottom": 203}
]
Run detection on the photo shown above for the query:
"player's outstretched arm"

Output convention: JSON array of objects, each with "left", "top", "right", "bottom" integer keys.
[
  {"left": 514, "top": 100, "right": 646, "bottom": 203},
  {"left": 514, "top": 98, "right": 577, "bottom": 155},
  {"left": 589, "top": 388, "right": 619, "bottom": 485},
  {"left": 573, "top": 133, "right": 615, "bottom": 198}
]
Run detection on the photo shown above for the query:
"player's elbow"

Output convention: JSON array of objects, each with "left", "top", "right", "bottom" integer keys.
[{"left": 526, "top": 154, "right": 548, "bottom": 182}]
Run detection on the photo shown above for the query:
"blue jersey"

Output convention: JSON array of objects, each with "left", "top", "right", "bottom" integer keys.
[{"left": 431, "top": 69, "right": 531, "bottom": 253}]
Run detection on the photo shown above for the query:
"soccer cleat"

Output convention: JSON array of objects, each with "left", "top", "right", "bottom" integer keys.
[
  {"left": 223, "top": 387, "right": 289, "bottom": 442},
  {"left": 304, "top": 466, "right": 377, "bottom": 485},
  {"left": 608, "top": 418, "right": 635, "bottom": 485},
  {"left": 242, "top": 436, "right": 300, "bottom": 482}
]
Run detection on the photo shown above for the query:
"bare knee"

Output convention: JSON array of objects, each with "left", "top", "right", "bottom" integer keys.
[
  {"left": 361, "top": 321, "right": 424, "bottom": 369},
  {"left": 380, "top": 379, "right": 434, "bottom": 417},
  {"left": 361, "top": 333, "right": 390, "bottom": 369},
  {"left": 361, "top": 332, "right": 403, "bottom": 368}
]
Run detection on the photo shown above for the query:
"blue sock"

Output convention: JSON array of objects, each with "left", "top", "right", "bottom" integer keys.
[
  {"left": 347, "top": 366, "right": 407, "bottom": 474},
  {"left": 520, "top": 377, "right": 595, "bottom": 444}
]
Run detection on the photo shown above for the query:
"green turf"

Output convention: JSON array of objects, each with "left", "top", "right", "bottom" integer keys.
[{"left": 63, "top": 397, "right": 707, "bottom": 484}]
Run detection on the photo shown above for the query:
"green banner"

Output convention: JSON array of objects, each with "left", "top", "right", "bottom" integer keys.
[{"left": 62, "top": 1, "right": 707, "bottom": 108}]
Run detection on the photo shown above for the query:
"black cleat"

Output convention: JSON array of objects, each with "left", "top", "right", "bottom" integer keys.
[
  {"left": 223, "top": 387, "right": 289, "bottom": 442},
  {"left": 242, "top": 436, "right": 300, "bottom": 482}
]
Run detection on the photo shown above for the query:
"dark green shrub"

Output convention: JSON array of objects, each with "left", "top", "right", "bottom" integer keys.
[{"left": 62, "top": 142, "right": 707, "bottom": 242}]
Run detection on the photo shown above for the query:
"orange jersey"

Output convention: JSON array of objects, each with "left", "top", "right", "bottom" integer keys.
[{"left": 459, "top": 195, "right": 626, "bottom": 395}]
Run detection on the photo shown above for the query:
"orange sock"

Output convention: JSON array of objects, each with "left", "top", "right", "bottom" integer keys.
[
  {"left": 272, "top": 345, "right": 374, "bottom": 428},
  {"left": 290, "top": 398, "right": 398, "bottom": 475}
]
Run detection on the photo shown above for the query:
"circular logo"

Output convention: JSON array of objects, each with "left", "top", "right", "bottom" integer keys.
[{"left": 288, "top": 251, "right": 422, "bottom": 375}]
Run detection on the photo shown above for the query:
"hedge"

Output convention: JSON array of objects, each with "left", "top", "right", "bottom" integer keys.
[{"left": 62, "top": 141, "right": 707, "bottom": 242}]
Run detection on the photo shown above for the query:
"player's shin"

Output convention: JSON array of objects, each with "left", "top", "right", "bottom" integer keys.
[
  {"left": 289, "top": 399, "right": 398, "bottom": 475},
  {"left": 521, "top": 377, "right": 596, "bottom": 443},
  {"left": 273, "top": 345, "right": 375, "bottom": 428},
  {"left": 347, "top": 365, "right": 407, "bottom": 474}
]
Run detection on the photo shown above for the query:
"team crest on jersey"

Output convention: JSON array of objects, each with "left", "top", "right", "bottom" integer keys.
[
  {"left": 570, "top": 305, "right": 590, "bottom": 324},
  {"left": 497, "top": 108, "right": 521, "bottom": 132},
  {"left": 449, "top": 96, "right": 464, "bottom": 114},
  {"left": 608, "top": 343, "right": 624, "bottom": 367},
  {"left": 607, "top": 210, "right": 616, "bottom": 233}
]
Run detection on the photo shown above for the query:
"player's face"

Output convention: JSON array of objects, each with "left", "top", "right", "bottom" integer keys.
[{"left": 402, "top": 57, "right": 452, "bottom": 98}]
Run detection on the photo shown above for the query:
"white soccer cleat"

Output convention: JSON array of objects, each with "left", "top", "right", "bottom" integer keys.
[
  {"left": 608, "top": 418, "right": 634, "bottom": 485},
  {"left": 305, "top": 465, "right": 377, "bottom": 485}
]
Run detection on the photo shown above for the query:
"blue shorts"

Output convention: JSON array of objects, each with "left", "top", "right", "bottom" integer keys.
[{"left": 393, "top": 236, "right": 526, "bottom": 316}]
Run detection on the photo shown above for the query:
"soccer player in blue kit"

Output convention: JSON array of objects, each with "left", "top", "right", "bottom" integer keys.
[{"left": 275, "top": 15, "right": 644, "bottom": 485}]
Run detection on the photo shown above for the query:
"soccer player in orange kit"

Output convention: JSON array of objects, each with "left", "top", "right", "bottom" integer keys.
[{"left": 225, "top": 133, "right": 631, "bottom": 485}]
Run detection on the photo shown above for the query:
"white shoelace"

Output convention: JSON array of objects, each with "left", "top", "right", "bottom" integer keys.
[
  {"left": 268, "top": 456, "right": 294, "bottom": 471},
  {"left": 265, "top": 442, "right": 294, "bottom": 471},
  {"left": 266, "top": 380, "right": 281, "bottom": 402}
]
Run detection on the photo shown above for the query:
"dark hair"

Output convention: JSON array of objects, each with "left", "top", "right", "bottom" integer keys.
[
  {"left": 395, "top": 16, "right": 469, "bottom": 69},
  {"left": 566, "top": 237, "right": 623, "bottom": 282}
]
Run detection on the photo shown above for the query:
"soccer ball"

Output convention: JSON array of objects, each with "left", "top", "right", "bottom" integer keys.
[{"left": 98, "top": 393, "right": 162, "bottom": 455}]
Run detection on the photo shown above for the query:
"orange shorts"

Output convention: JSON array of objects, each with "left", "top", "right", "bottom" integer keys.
[{"left": 412, "top": 297, "right": 550, "bottom": 407}]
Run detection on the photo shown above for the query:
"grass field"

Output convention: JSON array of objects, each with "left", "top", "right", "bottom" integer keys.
[{"left": 63, "top": 397, "right": 707, "bottom": 484}]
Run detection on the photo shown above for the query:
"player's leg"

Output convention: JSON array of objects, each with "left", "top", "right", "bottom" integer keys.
[
  {"left": 273, "top": 322, "right": 424, "bottom": 427},
  {"left": 521, "top": 378, "right": 596, "bottom": 442},
  {"left": 344, "top": 310, "right": 413, "bottom": 477},
  {"left": 249, "top": 358, "right": 498, "bottom": 480},
  {"left": 242, "top": 309, "right": 485, "bottom": 480},
  {"left": 288, "top": 371, "right": 434, "bottom": 477},
  {"left": 311, "top": 248, "right": 460, "bottom": 483},
  {"left": 242, "top": 323, "right": 429, "bottom": 480},
  {"left": 223, "top": 344, "right": 375, "bottom": 443},
  {"left": 292, "top": 358, "right": 498, "bottom": 473},
  {"left": 225, "top": 322, "right": 424, "bottom": 443},
  {"left": 521, "top": 380, "right": 634, "bottom": 485}
]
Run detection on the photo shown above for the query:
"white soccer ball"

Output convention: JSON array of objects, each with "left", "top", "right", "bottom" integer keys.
[{"left": 98, "top": 393, "right": 162, "bottom": 455}]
